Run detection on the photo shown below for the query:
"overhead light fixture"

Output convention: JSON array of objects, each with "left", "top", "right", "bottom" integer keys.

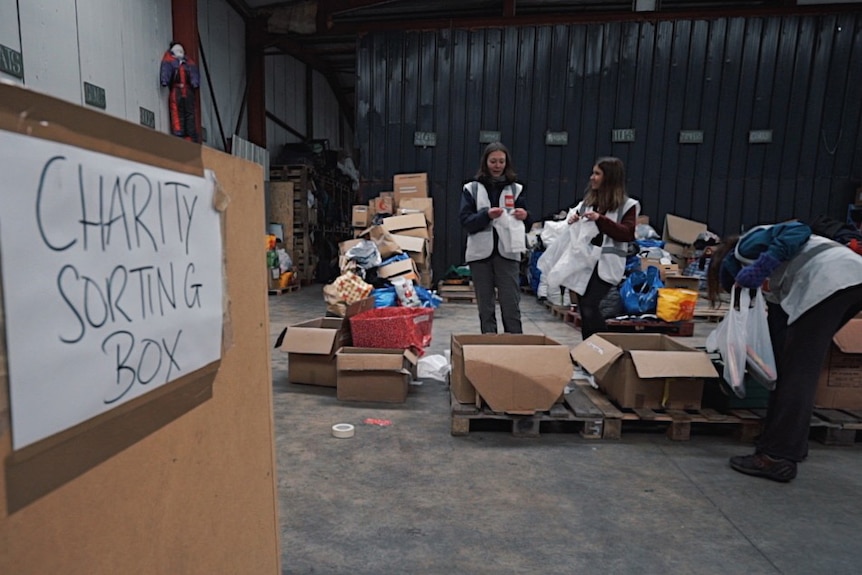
[{"left": 633, "top": 0, "right": 658, "bottom": 11}]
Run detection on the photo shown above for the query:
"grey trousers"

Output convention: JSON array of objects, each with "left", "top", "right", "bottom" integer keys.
[{"left": 470, "top": 254, "right": 522, "bottom": 334}]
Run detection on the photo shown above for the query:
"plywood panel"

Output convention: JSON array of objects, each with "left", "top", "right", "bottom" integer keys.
[{"left": 0, "top": 83, "right": 280, "bottom": 575}]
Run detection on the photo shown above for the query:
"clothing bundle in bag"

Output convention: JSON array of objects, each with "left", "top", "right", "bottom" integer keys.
[
  {"left": 491, "top": 210, "right": 527, "bottom": 253},
  {"left": 705, "top": 287, "right": 777, "bottom": 398},
  {"left": 620, "top": 265, "right": 664, "bottom": 314},
  {"left": 547, "top": 219, "right": 601, "bottom": 296}
]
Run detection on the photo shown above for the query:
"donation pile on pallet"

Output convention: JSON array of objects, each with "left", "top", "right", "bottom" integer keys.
[{"left": 274, "top": 172, "right": 441, "bottom": 405}]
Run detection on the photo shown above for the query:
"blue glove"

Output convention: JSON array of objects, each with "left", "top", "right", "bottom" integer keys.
[{"left": 735, "top": 252, "right": 782, "bottom": 288}]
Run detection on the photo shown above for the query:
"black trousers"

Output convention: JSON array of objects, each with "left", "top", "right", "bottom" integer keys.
[
  {"left": 578, "top": 268, "right": 612, "bottom": 340},
  {"left": 758, "top": 284, "right": 862, "bottom": 462}
]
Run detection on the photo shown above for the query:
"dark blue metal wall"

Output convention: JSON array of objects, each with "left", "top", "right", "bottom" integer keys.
[{"left": 355, "top": 14, "right": 862, "bottom": 280}]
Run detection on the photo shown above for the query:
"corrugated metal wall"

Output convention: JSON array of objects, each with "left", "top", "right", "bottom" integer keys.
[{"left": 356, "top": 13, "right": 862, "bottom": 279}]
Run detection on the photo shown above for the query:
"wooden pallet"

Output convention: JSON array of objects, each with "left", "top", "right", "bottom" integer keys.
[
  {"left": 268, "top": 283, "right": 300, "bottom": 295},
  {"left": 566, "top": 311, "right": 694, "bottom": 336},
  {"left": 451, "top": 381, "right": 765, "bottom": 441},
  {"left": 450, "top": 386, "right": 605, "bottom": 438},
  {"left": 441, "top": 295, "right": 477, "bottom": 304},
  {"left": 810, "top": 408, "right": 862, "bottom": 445}
]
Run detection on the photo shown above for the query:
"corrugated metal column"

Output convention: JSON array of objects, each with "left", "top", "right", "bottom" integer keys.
[
  {"left": 246, "top": 17, "right": 267, "bottom": 148},
  {"left": 171, "top": 0, "right": 201, "bottom": 141}
]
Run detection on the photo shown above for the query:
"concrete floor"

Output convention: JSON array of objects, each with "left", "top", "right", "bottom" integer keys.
[{"left": 269, "top": 286, "right": 862, "bottom": 575}]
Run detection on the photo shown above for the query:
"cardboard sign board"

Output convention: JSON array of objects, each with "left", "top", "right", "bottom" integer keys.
[{"left": 0, "top": 130, "right": 224, "bottom": 450}]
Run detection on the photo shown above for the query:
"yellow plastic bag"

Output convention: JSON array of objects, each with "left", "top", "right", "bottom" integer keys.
[{"left": 656, "top": 288, "right": 698, "bottom": 322}]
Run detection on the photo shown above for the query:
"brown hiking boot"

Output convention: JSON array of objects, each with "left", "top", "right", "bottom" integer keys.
[{"left": 729, "top": 453, "right": 797, "bottom": 483}]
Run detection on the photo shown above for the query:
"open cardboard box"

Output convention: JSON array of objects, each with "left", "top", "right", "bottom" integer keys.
[
  {"left": 662, "top": 214, "right": 708, "bottom": 266},
  {"left": 816, "top": 313, "right": 862, "bottom": 409},
  {"left": 274, "top": 298, "right": 374, "bottom": 387},
  {"left": 336, "top": 347, "right": 418, "bottom": 403},
  {"left": 382, "top": 212, "right": 430, "bottom": 239},
  {"left": 570, "top": 333, "right": 717, "bottom": 410},
  {"left": 450, "top": 334, "right": 572, "bottom": 413}
]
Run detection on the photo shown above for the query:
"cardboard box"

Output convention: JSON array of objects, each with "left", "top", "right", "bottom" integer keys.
[
  {"left": 352, "top": 205, "right": 371, "bottom": 228},
  {"left": 377, "top": 257, "right": 419, "bottom": 281},
  {"left": 662, "top": 214, "right": 708, "bottom": 261},
  {"left": 373, "top": 192, "right": 394, "bottom": 215},
  {"left": 450, "top": 334, "right": 573, "bottom": 413},
  {"left": 640, "top": 259, "right": 680, "bottom": 282},
  {"left": 398, "top": 197, "right": 434, "bottom": 224},
  {"left": 663, "top": 275, "right": 701, "bottom": 291},
  {"left": 816, "top": 314, "right": 862, "bottom": 408},
  {"left": 382, "top": 213, "right": 429, "bottom": 239},
  {"left": 570, "top": 333, "right": 718, "bottom": 410},
  {"left": 274, "top": 298, "right": 375, "bottom": 387},
  {"left": 391, "top": 233, "right": 429, "bottom": 265},
  {"left": 637, "top": 215, "right": 650, "bottom": 226},
  {"left": 393, "top": 172, "right": 428, "bottom": 206},
  {"left": 336, "top": 347, "right": 418, "bottom": 403}
]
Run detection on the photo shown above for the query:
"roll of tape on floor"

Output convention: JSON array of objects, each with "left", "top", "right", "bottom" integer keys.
[{"left": 331, "top": 423, "right": 355, "bottom": 438}]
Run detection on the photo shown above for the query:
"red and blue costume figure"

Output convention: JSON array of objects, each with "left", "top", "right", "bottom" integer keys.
[{"left": 160, "top": 42, "right": 200, "bottom": 142}]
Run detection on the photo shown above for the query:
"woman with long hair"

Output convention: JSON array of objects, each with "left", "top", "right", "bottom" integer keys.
[
  {"left": 707, "top": 221, "right": 862, "bottom": 482},
  {"left": 566, "top": 157, "right": 639, "bottom": 339}
]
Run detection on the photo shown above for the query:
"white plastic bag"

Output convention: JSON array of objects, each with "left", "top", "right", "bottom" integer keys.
[
  {"left": 417, "top": 354, "right": 450, "bottom": 382},
  {"left": 745, "top": 289, "right": 778, "bottom": 390},
  {"left": 707, "top": 287, "right": 750, "bottom": 398},
  {"left": 492, "top": 210, "right": 527, "bottom": 253},
  {"left": 547, "top": 218, "right": 601, "bottom": 296}
]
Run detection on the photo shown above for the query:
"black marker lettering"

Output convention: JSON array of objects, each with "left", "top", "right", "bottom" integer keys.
[
  {"left": 184, "top": 263, "right": 202, "bottom": 308},
  {"left": 35, "top": 156, "right": 75, "bottom": 251},
  {"left": 102, "top": 330, "right": 136, "bottom": 404},
  {"left": 57, "top": 265, "right": 86, "bottom": 344}
]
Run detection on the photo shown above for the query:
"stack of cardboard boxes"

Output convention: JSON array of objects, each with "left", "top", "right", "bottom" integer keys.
[
  {"left": 274, "top": 297, "right": 419, "bottom": 403},
  {"left": 351, "top": 172, "right": 435, "bottom": 288}
]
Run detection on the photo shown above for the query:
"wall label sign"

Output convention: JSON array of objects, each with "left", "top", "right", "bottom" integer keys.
[
  {"left": 0, "top": 43, "right": 24, "bottom": 79},
  {"left": 679, "top": 130, "right": 704, "bottom": 144},
  {"left": 414, "top": 131, "right": 437, "bottom": 147},
  {"left": 545, "top": 131, "right": 568, "bottom": 146},
  {"left": 749, "top": 130, "right": 773, "bottom": 144},
  {"left": 83, "top": 82, "right": 106, "bottom": 109},
  {"left": 140, "top": 107, "right": 156, "bottom": 129},
  {"left": 479, "top": 130, "right": 501, "bottom": 144},
  {"left": 612, "top": 128, "right": 636, "bottom": 143}
]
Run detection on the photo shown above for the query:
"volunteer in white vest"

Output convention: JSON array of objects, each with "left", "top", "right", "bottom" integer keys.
[
  {"left": 566, "top": 157, "right": 640, "bottom": 339},
  {"left": 460, "top": 142, "right": 530, "bottom": 334},
  {"left": 707, "top": 222, "right": 862, "bottom": 482}
]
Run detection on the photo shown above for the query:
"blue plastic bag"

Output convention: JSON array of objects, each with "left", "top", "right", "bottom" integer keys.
[{"left": 620, "top": 266, "right": 664, "bottom": 314}]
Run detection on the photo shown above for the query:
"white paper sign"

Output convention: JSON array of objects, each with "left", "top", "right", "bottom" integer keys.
[{"left": 0, "top": 130, "right": 224, "bottom": 449}]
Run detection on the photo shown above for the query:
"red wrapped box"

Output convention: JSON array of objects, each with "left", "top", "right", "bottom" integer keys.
[{"left": 349, "top": 307, "right": 434, "bottom": 354}]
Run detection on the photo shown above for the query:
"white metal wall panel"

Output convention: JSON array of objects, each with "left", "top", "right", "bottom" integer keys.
[
  {"left": 266, "top": 53, "right": 305, "bottom": 158},
  {"left": 198, "top": 0, "right": 246, "bottom": 151},
  {"left": 18, "top": 0, "right": 81, "bottom": 104},
  {"left": 121, "top": 0, "right": 172, "bottom": 133},
  {"left": 0, "top": 0, "right": 23, "bottom": 84},
  {"left": 76, "top": 0, "right": 125, "bottom": 116}
]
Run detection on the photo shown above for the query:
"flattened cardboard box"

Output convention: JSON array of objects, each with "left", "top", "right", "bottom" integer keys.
[
  {"left": 398, "top": 197, "right": 434, "bottom": 224},
  {"left": 336, "top": 347, "right": 418, "bottom": 403},
  {"left": 450, "top": 334, "right": 572, "bottom": 413},
  {"left": 274, "top": 298, "right": 375, "bottom": 387},
  {"left": 570, "top": 333, "right": 717, "bottom": 410},
  {"left": 816, "top": 314, "right": 862, "bottom": 409},
  {"left": 377, "top": 257, "right": 419, "bottom": 281},
  {"left": 382, "top": 212, "right": 430, "bottom": 239},
  {"left": 662, "top": 214, "right": 708, "bottom": 261}
]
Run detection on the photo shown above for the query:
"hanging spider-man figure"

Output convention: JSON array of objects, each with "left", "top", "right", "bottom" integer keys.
[{"left": 160, "top": 42, "right": 200, "bottom": 142}]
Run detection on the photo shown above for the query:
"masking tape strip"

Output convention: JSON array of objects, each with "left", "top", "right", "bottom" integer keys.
[{"left": 331, "top": 423, "right": 355, "bottom": 438}]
